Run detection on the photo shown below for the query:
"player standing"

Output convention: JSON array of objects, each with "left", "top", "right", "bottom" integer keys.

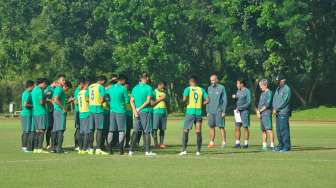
[
  {"left": 20, "top": 80, "right": 34, "bottom": 152},
  {"left": 31, "top": 78, "right": 49, "bottom": 153},
  {"left": 206, "top": 74, "right": 227, "bottom": 148},
  {"left": 232, "top": 79, "right": 251, "bottom": 148},
  {"left": 88, "top": 76, "right": 109, "bottom": 155},
  {"left": 256, "top": 79, "right": 274, "bottom": 150},
  {"left": 152, "top": 81, "right": 168, "bottom": 149},
  {"left": 77, "top": 79, "right": 90, "bottom": 154},
  {"left": 179, "top": 76, "right": 209, "bottom": 156},
  {"left": 128, "top": 73, "right": 156, "bottom": 156}
]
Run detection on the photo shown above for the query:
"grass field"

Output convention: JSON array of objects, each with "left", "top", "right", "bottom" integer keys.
[{"left": 0, "top": 116, "right": 336, "bottom": 188}]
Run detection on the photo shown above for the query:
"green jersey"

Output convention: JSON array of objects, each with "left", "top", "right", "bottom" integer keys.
[
  {"left": 258, "top": 89, "right": 272, "bottom": 111},
  {"left": 131, "top": 83, "right": 153, "bottom": 113},
  {"left": 31, "top": 86, "right": 47, "bottom": 116},
  {"left": 21, "top": 90, "right": 32, "bottom": 116},
  {"left": 73, "top": 86, "right": 80, "bottom": 112},
  {"left": 183, "top": 86, "right": 208, "bottom": 116},
  {"left": 44, "top": 85, "right": 55, "bottom": 112},
  {"left": 108, "top": 83, "right": 129, "bottom": 113},
  {"left": 53, "top": 86, "right": 66, "bottom": 112}
]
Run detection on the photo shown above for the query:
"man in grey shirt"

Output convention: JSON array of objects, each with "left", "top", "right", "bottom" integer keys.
[
  {"left": 272, "top": 75, "right": 291, "bottom": 152},
  {"left": 206, "top": 74, "right": 227, "bottom": 148}
]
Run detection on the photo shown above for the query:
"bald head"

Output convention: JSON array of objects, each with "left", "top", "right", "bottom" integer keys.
[{"left": 210, "top": 74, "right": 218, "bottom": 86}]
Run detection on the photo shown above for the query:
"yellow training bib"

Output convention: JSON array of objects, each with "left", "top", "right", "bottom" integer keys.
[
  {"left": 153, "top": 89, "right": 167, "bottom": 109},
  {"left": 88, "top": 83, "right": 101, "bottom": 106},
  {"left": 78, "top": 90, "right": 89, "bottom": 113},
  {"left": 187, "top": 86, "right": 203, "bottom": 109}
]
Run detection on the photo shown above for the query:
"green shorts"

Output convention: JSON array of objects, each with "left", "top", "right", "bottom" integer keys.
[
  {"left": 53, "top": 110, "right": 67, "bottom": 132},
  {"left": 260, "top": 111, "right": 272, "bottom": 131},
  {"left": 80, "top": 117, "right": 91, "bottom": 134},
  {"left": 21, "top": 116, "right": 32, "bottom": 133},
  {"left": 133, "top": 112, "right": 152, "bottom": 133},
  {"left": 153, "top": 113, "right": 167, "bottom": 130},
  {"left": 235, "top": 110, "right": 250, "bottom": 128},
  {"left": 32, "top": 114, "right": 47, "bottom": 131},
  {"left": 89, "top": 113, "right": 105, "bottom": 130},
  {"left": 110, "top": 112, "right": 127, "bottom": 132},
  {"left": 184, "top": 115, "right": 202, "bottom": 130},
  {"left": 208, "top": 112, "right": 225, "bottom": 128}
]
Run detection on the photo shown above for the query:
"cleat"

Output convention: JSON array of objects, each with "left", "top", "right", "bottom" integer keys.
[
  {"left": 208, "top": 142, "right": 215, "bottom": 148},
  {"left": 159, "top": 144, "right": 166, "bottom": 149},
  {"left": 145, "top": 152, "right": 157, "bottom": 156},
  {"left": 273, "top": 147, "right": 282, "bottom": 152},
  {"left": 46, "top": 145, "right": 51, "bottom": 150},
  {"left": 196, "top": 152, "right": 201, "bottom": 156},
  {"left": 88, "top": 149, "right": 95, "bottom": 155},
  {"left": 56, "top": 149, "right": 64, "bottom": 154},
  {"left": 243, "top": 145, "right": 249, "bottom": 149},
  {"left": 74, "top": 147, "right": 80, "bottom": 151},
  {"left": 221, "top": 143, "right": 227, "bottom": 148},
  {"left": 128, "top": 151, "right": 134, "bottom": 156},
  {"left": 279, "top": 149, "right": 289, "bottom": 153},
  {"left": 261, "top": 146, "right": 268, "bottom": 151},
  {"left": 21, "top": 147, "right": 28, "bottom": 152},
  {"left": 95, "top": 149, "right": 102, "bottom": 155},
  {"left": 39, "top": 150, "right": 49, "bottom": 154},
  {"left": 234, "top": 144, "right": 241, "bottom": 149},
  {"left": 100, "top": 151, "right": 109, "bottom": 155},
  {"left": 33, "top": 149, "right": 39, "bottom": 153},
  {"left": 179, "top": 151, "right": 187, "bottom": 156},
  {"left": 78, "top": 150, "right": 83, "bottom": 154}
]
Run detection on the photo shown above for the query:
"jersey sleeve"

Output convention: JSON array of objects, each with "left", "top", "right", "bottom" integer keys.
[
  {"left": 201, "top": 88, "right": 208, "bottom": 99},
  {"left": 99, "top": 85, "right": 105, "bottom": 97},
  {"left": 183, "top": 87, "right": 189, "bottom": 97}
]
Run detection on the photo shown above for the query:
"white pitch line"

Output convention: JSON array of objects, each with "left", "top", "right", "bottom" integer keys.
[{"left": 1, "top": 154, "right": 336, "bottom": 164}]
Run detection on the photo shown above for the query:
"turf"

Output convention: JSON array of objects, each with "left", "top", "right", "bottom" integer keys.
[{"left": 0, "top": 117, "right": 335, "bottom": 188}]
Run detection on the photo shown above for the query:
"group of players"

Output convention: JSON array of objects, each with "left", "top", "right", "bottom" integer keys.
[{"left": 20, "top": 72, "right": 292, "bottom": 156}]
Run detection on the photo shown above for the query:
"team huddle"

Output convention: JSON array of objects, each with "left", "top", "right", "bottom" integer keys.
[{"left": 20, "top": 72, "right": 292, "bottom": 156}]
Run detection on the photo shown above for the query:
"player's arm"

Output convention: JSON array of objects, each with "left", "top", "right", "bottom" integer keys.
[
  {"left": 137, "top": 95, "right": 151, "bottom": 112},
  {"left": 24, "top": 101, "right": 32, "bottom": 108},
  {"left": 99, "top": 86, "right": 106, "bottom": 105},
  {"left": 152, "top": 95, "right": 165, "bottom": 106},
  {"left": 66, "top": 95, "right": 74, "bottom": 104},
  {"left": 130, "top": 97, "right": 138, "bottom": 117},
  {"left": 53, "top": 96, "right": 66, "bottom": 112},
  {"left": 202, "top": 88, "right": 209, "bottom": 105}
]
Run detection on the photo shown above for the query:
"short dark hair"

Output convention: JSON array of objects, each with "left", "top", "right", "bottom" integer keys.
[
  {"left": 210, "top": 72, "right": 218, "bottom": 77},
  {"left": 157, "top": 81, "right": 166, "bottom": 86},
  {"left": 77, "top": 77, "right": 86, "bottom": 84},
  {"left": 25, "top": 80, "right": 35, "bottom": 88},
  {"left": 58, "top": 74, "right": 66, "bottom": 79},
  {"left": 139, "top": 72, "right": 149, "bottom": 79},
  {"left": 118, "top": 74, "right": 127, "bottom": 81},
  {"left": 97, "top": 75, "right": 107, "bottom": 82},
  {"left": 36, "top": 78, "right": 48, "bottom": 85},
  {"left": 237, "top": 78, "right": 247, "bottom": 86},
  {"left": 64, "top": 80, "right": 73, "bottom": 88},
  {"left": 189, "top": 75, "right": 198, "bottom": 83}
]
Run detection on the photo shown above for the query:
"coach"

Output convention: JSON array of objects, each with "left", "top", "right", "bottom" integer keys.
[{"left": 272, "top": 75, "right": 291, "bottom": 152}]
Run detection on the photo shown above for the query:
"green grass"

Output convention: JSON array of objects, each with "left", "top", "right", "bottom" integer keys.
[{"left": 0, "top": 117, "right": 336, "bottom": 188}]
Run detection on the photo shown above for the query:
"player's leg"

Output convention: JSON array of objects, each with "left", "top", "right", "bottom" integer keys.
[
  {"left": 152, "top": 114, "right": 159, "bottom": 147},
  {"left": 180, "top": 115, "right": 193, "bottom": 155},
  {"left": 261, "top": 129, "right": 267, "bottom": 150},
  {"left": 275, "top": 115, "right": 283, "bottom": 151},
  {"left": 117, "top": 113, "right": 127, "bottom": 155},
  {"left": 74, "top": 111, "right": 80, "bottom": 150},
  {"left": 125, "top": 115, "right": 132, "bottom": 148},
  {"left": 280, "top": 115, "right": 291, "bottom": 152},
  {"left": 141, "top": 112, "right": 155, "bottom": 155},
  {"left": 129, "top": 117, "right": 141, "bottom": 155},
  {"left": 234, "top": 124, "right": 241, "bottom": 148},
  {"left": 95, "top": 113, "right": 108, "bottom": 155},
  {"left": 45, "top": 112, "right": 52, "bottom": 148},
  {"left": 107, "top": 112, "right": 116, "bottom": 154},
  {"left": 159, "top": 114, "right": 167, "bottom": 148},
  {"left": 195, "top": 116, "right": 202, "bottom": 155},
  {"left": 21, "top": 116, "right": 28, "bottom": 151},
  {"left": 208, "top": 113, "right": 215, "bottom": 148},
  {"left": 55, "top": 111, "right": 66, "bottom": 153}
]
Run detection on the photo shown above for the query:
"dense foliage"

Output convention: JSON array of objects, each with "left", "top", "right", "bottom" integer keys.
[{"left": 0, "top": 0, "right": 335, "bottom": 112}]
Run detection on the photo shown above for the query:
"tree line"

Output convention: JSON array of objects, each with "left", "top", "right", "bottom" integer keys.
[{"left": 0, "top": 0, "right": 335, "bottom": 113}]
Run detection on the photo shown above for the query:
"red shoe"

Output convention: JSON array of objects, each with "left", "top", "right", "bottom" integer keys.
[
  {"left": 208, "top": 142, "right": 215, "bottom": 148},
  {"left": 159, "top": 144, "right": 166, "bottom": 149}
]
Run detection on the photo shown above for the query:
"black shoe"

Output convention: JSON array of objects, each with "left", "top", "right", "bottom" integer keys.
[
  {"left": 56, "top": 148, "right": 64, "bottom": 153},
  {"left": 243, "top": 144, "right": 249, "bottom": 149}
]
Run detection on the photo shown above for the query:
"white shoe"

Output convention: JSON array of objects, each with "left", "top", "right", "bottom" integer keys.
[
  {"left": 128, "top": 151, "right": 134, "bottom": 156},
  {"left": 145, "top": 151, "right": 157, "bottom": 156},
  {"left": 95, "top": 149, "right": 102, "bottom": 155},
  {"left": 196, "top": 152, "right": 201, "bottom": 156},
  {"left": 221, "top": 142, "right": 227, "bottom": 148},
  {"left": 74, "top": 147, "right": 80, "bottom": 151},
  {"left": 179, "top": 151, "right": 187, "bottom": 156}
]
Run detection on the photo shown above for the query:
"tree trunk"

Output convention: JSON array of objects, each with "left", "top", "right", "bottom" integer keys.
[{"left": 291, "top": 85, "right": 308, "bottom": 107}]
